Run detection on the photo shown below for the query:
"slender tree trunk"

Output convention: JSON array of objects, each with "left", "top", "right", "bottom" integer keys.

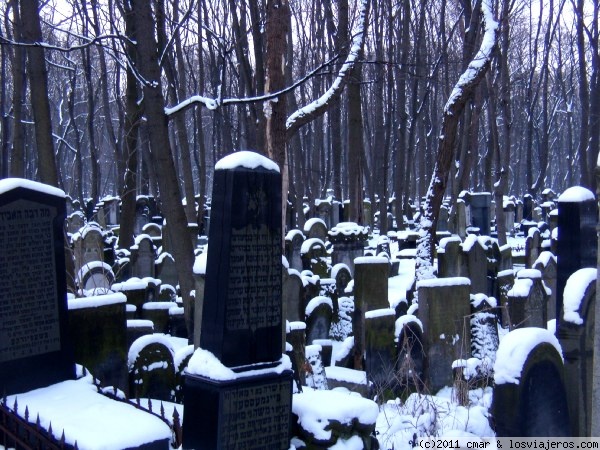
[
  {"left": 415, "top": 0, "right": 498, "bottom": 280},
  {"left": 19, "top": 0, "right": 58, "bottom": 185},
  {"left": 9, "top": 0, "right": 26, "bottom": 178}
]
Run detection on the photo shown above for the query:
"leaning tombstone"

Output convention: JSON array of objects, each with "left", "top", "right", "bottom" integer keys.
[
  {"left": 0, "top": 179, "right": 75, "bottom": 395},
  {"left": 183, "top": 151, "right": 292, "bottom": 450},
  {"left": 417, "top": 277, "right": 471, "bottom": 393}
]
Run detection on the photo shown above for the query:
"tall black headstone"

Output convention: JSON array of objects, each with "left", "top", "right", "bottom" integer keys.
[
  {"left": 470, "top": 192, "right": 492, "bottom": 236},
  {"left": 556, "top": 186, "right": 597, "bottom": 330},
  {"left": 184, "top": 151, "right": 292, "bottom": 450},
  {"left": 199, "top": 153, "right": 283, "bottom": 366},
  {"left": 0, "top": 179, "right": 75, "bottom": 395}
]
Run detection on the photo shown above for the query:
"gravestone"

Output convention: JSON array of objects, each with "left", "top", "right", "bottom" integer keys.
[
  {"left": 352, "top": 256, "right": 389, "bottom": 371},
  {"left": 470, "top": 294, "right": 499, "bottom": 376},
  {"left": 503, "top": 201, "right": 515, "bottom": 235},
  {"left": 0, "top": 179, "right": 75, "bottom": 395},
  {"left": 300, "top": 238, "right": 329, "bottom": 277},
  {"left": 438, "top": 236, "right": 467, "bottom": 278},
  {"left": 365, "top": 308, "right": 398, "bottom": 399},
  {"left": 102, "top": 197, "right": 120, "bottom": 227},
  {"left": 184, "top": 151, "right": 292, "bottom": 450},
  {"left": 525, "top": 228, "right": 541, "bottom": 268},
  {"left": 73, "top": 224, "right": 105, "bottom": 273},
  {"left": 285, "top": 229, "right": 305, "bottom": 271},
  {"left": 456, "top": 200, "right": 468, "bottom": 239},
  {"left": 437, "top": 204, "right": 449, "bottom": 232},
  {"left": 129, "top": 337, "right": 176, "bottom": 401},
  {"left": 417, "top": 277, "right": 471, "bottom": 393},
  {"left": 557, "top": 268, "right": 596, "bottom": 437},
  {"left": 156, "top": 252, "right": 178, "bottom": 288},
  {"left": 492, "top": 329, "right": 569, "bottom": 436},
  {"left": 507, "top": 269, "right": 548, "bottom": 329},
  {"left": 68, "top": 293, "right": 128, "bottom": 394},
  {"left": 395, "top": 316, "right": 425, "bottom": 390},
  {"left": 66, "top": 210, "right": 85, "bottom": 234},
  {"left": 329, "top": 222, "right": 368, "bottom": 276},
  {"left": 305, "top": 296, "right": 333, "bottom": 344},
  {"left": 76, "top": 261, "right": 115, "bottom": 294},
  {"left": 469, "top": 192, "right": 492, "bottom": 236},
  {"left": 282, "top": 269, "right": 304, "bottom": 322},
  {"left": 304, "top": 217, "right": 328, "bottom": 241},
  {"left": 462, "top": 235, "right": 488, "bottom": 294},
  {"left": 556, "top": 186, "right": 597, "bottom": 332},
  {"left": 533, "top": 252, "right": 557, "bottom": 320},
  {"left": 331, "top": 263, "right": 352, "bottom": 296},
  {"left": 523, "top": 194, "right": 534, "bottom": 221},
  {"left": 131, "top": 234, "right": 156, "bottom": 279},
  {"left": 315, "top": 199, "right": 332, "bottom": 228}
]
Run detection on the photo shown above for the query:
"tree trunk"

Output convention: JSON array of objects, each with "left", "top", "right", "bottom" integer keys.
[
  {"left": 415, "top": 0, "right": 498, "bottom": 281},
  {"left": 129, "top": 0, "right": 196, "bottom": 340},
  {"left": 19, "top": 0, "right": 58, "bottom": 186},
  {"left": 8, "top": 0, "right": 26, "bottom": 178}
]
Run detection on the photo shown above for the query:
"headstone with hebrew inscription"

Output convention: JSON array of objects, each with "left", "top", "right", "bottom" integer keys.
[
  {"left": 183, "top": 151, "right": 292, "bottom": 450},
  {"left": 0, "top": 179, "right": 75, "bottom": 395}
]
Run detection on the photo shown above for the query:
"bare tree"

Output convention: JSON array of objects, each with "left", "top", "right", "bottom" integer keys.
[{"left": 416, "top": 0, "right": 498, "bottom": 281}]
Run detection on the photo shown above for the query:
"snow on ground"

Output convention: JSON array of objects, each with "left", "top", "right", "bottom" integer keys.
[{"left": 376, "top": 388, "right": 494, "bottom": 450}]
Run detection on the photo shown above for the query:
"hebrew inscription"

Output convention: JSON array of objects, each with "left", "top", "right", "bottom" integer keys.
[
  {"left": 226, "top": 224, "right": 281, "bottom": 331},
  {"left": 219, "top": 380, "right": 291, "bottom": 449},
  {"left": 0, "top": 199, "right": 61, "bottom": 363}
]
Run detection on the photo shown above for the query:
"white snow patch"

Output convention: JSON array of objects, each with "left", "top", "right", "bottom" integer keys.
[
  {"left": 563, "top": 268, "right": 597, "bottom": 325},
  {"left": 68, "top": 293, "right": 126, "bottom": 310},
  {"left": 214, "top": 150, "right": 279, "bottom": 172},
  {"left": 557, "top": 186, "right": 595, "bottom": 203},
  {"left": 0, "top": 178, "right": 66, "bottom": 198}
]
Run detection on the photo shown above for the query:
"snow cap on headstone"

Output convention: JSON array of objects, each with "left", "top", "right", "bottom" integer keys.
[
  {"left": 215, "top": 150, "right": 280, "bottom": 173},
  {"left": 557, "top": 186, "right": 595, "bottom": 203}
]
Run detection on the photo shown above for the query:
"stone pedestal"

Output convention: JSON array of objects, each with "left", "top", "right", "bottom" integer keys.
[{"left": 183, "top": 371, "right": 293, "bottom": 450}]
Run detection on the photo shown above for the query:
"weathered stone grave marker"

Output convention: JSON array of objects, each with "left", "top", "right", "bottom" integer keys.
[
  {"left": 183, "top": 151, "right": 292, "bottom": 450},
  {"left": 0, "top": 179, "right": 75, "bottom": 395},
  {"left": 556, "top": 186, "right": 597, "bottom": 333}
]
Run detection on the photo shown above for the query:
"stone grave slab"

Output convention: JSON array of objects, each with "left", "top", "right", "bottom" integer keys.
[{"left": 0, "top": 179, "right": 75, "bottom": 395}]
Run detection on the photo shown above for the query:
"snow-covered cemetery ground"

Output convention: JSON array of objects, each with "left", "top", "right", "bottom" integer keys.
[{"left": 1, "top": 154, "right": 600, "bottom": 449}]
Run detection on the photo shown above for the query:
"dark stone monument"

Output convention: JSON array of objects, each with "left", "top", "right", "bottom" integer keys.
[
  {"left": 183, "top": 151, "right": 292, "bottom": 450},
  {"left": 556, "top": 186, "right": 597, "bottom": 330},
  {"left": 469, "top": 192, "right": 492, "bottom": 236},
  {"left": 0, "top": 179, "right": 75, "bottom": 395}
]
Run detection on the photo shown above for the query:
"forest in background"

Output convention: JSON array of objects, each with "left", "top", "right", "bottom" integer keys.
[{"left": 0, "top": 0, "right": 598, "bottom": 227}]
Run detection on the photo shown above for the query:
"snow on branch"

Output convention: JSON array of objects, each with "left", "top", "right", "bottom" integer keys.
[
  {"left": 163, "top": 54, "right": 342, "bottom": 116},
  {"left": 444, "top": 0, "right": 499, "bottom": 114},
  {"left": 0, "top": 34, "right": 132, "bottom": 53},
  {"left": 285, "top": 0, "right": 369, "bottom": 138}
]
